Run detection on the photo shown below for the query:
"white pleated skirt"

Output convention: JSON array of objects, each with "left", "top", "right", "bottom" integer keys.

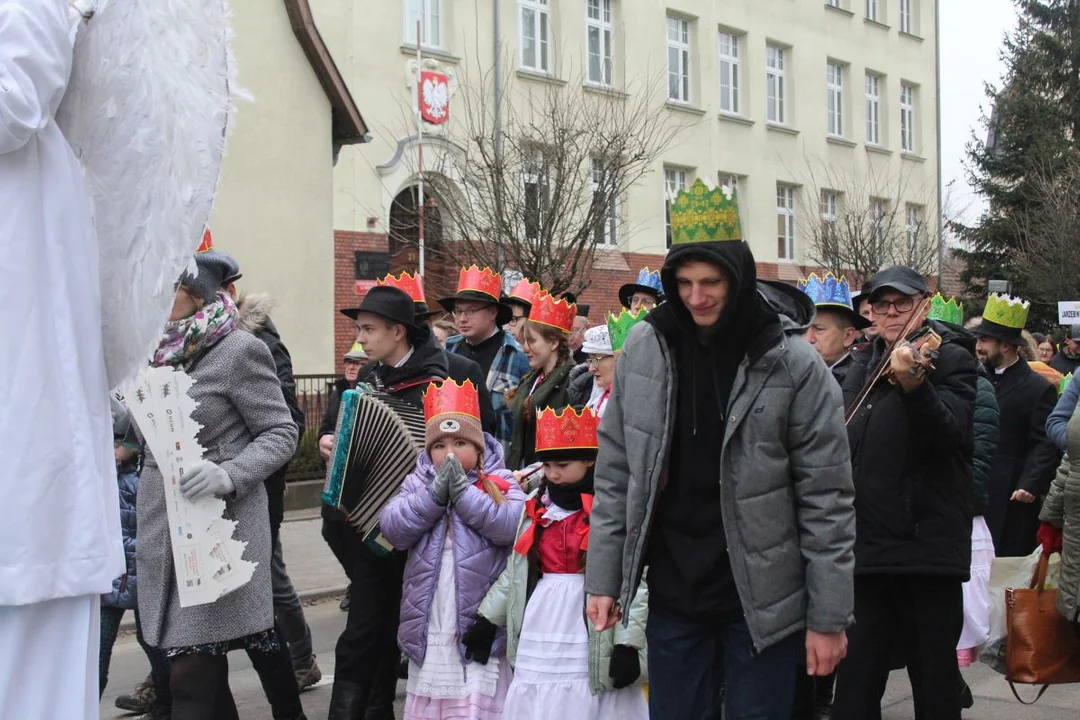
[
  {"left": 959, "top": 516, "right": 996, "bottom": 651},
  {"left": 503, "top": 573, "right": 648, "bottom": 720}
]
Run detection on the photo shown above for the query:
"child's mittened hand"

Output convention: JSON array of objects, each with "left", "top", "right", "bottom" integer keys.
[
  {"left": 608, "top": 644, "right": 641, "bottom": 689},
  {"left": 448, "top": 463, "right": 473, "bottom": 503},
  {"left": 462, "top": 616, "right": 497, "bottom": 665},
  {"left": 430, "top": 464, "right": 452, "bottom": 506}
]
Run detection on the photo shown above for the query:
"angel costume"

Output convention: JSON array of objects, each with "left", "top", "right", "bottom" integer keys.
[{"left": 0, "top": 0, "right": 231, "bottom": 716}]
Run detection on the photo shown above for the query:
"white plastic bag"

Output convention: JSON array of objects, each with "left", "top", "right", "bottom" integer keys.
[{"left": 979, "top": 548, "right": 1060, "bottom": 674}]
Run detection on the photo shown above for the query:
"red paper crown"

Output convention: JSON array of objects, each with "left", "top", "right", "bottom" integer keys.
[
  {"left": 508, "top": 278, "right": 542, "bottom": 307},
  {"left": 535, "top": 406, "right": 599, "bottom": 452},
  {"left": 377, "top": 271, "right": 426, "bottom": 303},
  {"left": 528, "top": 291, "right": 577, "bottom": 333},
  {"left": 423, "top": 379, "right": 481, "bottom": 422},
  {"left": 456, "top": 265, "right": 502, "bottom": 301},
  {"left": 197, "top": 229, "right": 213, "bottom": 253}
]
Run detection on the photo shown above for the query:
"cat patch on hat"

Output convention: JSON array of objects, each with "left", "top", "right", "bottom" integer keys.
[{"left": 439, "top": 419, "right": 461, "bottom": 433}]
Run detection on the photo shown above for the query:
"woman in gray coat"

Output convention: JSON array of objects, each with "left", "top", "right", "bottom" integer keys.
[{"left": 137, "top": 249, "right": 301, "bottom": 720}]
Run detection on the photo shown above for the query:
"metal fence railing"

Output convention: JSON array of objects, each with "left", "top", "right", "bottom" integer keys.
[{"left": 287, "top": 374, "right": 341, "bottom": 481}]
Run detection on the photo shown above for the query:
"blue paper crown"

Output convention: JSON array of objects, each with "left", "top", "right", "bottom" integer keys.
[
  {"left": 797, "top": 272, "right": 855, "bottom": 312},
  {"left": 634, "top": 267, "right": 663, "bottom": 294}
]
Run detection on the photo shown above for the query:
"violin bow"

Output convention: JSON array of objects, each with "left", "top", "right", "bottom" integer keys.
[{"left": 844, "top": 294, "right": 933, "bottom": 426}]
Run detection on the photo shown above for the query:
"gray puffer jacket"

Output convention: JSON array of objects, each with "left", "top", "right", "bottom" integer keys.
[
  {"left": 1039, "top": 402, "right": 1080, "bottom": 623},
  {"left": 586, "top": 281, "right": 856, "bottom": 652}
]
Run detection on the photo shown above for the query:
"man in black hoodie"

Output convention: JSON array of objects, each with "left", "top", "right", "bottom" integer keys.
[
  {"left": 329, "top": 287, "right": 448, "bottom": 719},
  {"left": 833, "top": 266, "right": 976, "bottom": 720},
  {"left": 587, "top": 180, "right": 855, "bottom": 720}
]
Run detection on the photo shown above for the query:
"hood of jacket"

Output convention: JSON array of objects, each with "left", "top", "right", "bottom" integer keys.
[
  {"left": 236, "top": 293, "right": 277, "bottom": 335},
  {"left": 758, "top": 279, "right": 816, "bottom": 334}
]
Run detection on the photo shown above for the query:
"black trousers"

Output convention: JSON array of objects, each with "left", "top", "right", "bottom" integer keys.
[
  {"left": 832, "top": 574, "right": 964, "bottom": 720},
  {"left": 321, "top": 508, "right": 354, "bottom": 581},
  {"left": 334, "top": 537, "right": 407, "bottom": 710}
]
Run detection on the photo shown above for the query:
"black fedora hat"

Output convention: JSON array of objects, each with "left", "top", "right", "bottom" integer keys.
[
  {"left": 414, "top": 301, "right": 445, "bottom": 322},
  {"left": 341, "top": 286, "right": 421, "bottom": 335}
]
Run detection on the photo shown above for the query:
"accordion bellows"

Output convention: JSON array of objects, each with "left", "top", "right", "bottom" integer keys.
[{"left": 322, "top": 386, "right": 427, "bottom": 545}]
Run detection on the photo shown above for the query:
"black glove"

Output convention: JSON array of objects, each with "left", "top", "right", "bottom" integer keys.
[
  {"left": 609, "top": 644, "right": 641, "bottom": 689},
  {"left": 462, "top": 616, "right": 497, "bottom": 665}
]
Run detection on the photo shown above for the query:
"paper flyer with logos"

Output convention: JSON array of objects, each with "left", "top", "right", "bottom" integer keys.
[{"left": 121, "top": 366, "right": 256, "bottom": 607}]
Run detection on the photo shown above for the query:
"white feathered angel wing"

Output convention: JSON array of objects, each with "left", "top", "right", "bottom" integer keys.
[{"left": 57, "top": 0, "right": 235, "bottom": 390}]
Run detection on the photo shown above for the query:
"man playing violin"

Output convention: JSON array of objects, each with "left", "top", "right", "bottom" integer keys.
[{"left": 832, "top": 266, "right": 978, "bottom": 720}]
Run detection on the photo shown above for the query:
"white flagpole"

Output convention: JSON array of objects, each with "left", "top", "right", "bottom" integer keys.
[{"left": 416, "top": 15, "right": 426, "bottom": 277}]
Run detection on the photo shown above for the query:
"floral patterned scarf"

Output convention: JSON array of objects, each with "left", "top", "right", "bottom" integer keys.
[{"left": 152, "top": 291, "right": 239, "bottom": 368}]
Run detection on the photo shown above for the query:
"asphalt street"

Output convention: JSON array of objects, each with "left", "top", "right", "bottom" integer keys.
[{"left": 99, "top": 595, "right": 1080, "bottom": 719}]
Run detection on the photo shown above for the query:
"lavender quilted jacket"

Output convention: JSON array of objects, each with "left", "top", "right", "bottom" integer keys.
[{"left": 379, "top": 434, "right": 525, "bottom": 667}]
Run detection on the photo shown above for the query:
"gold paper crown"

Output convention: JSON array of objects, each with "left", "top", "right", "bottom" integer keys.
[
  {"left": 983, "top": 293, "right": 1030, "bottom": 330},
  {"left": 928, "top": 293, "right": 964, "bottom": 325},
  {"left": 670, "top": 178, "right": 742, "bottom": 245}
]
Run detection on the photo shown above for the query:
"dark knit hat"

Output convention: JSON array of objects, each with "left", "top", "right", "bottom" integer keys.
[{"left": 180, "top": 231, "right": 238, "bottom": 302}]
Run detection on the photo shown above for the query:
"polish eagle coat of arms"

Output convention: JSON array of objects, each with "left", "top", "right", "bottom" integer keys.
[{"left": 420, "top": 70, "right": 449, "bottom": 124}]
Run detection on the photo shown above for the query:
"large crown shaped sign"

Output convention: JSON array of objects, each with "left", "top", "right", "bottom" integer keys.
[
  {"left": 797, "top": 272, "right": 856, "bottom": 311},
  {"left": 535, "top": 406, "right": 599, "bottom": 452},
  {"left": 983, "top": 293, "right": 1030, "bottom": 330},
  {"left": 509, "top": 278, "right": 542, "bottom": 307},
  {"left": 423, "top": 379, "right": 481, "bottom": 422},
  {"left": 456, "top": 265, "right": 502, "bottom": 301},
  {"left": 927, "top": 293, "right": 964, "bottom": 326},
  {"left": 529, "top": 291, "right": 577, "bottom": 333},
  {"left": 377, "top": 271, "right": 426, "bottom": 303},
  {"left": 607, "top": 309, "right": 647, "bottom": 354},
  {"left": 670, "top": 178, "right": 743, "bottom": 245}
]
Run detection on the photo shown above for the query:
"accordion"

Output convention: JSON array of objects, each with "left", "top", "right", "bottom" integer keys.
[{"left": 322, "top": 384, "right": 426, "bottom": 553}]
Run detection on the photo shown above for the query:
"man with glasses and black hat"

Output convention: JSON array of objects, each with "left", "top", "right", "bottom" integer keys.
[
  {"left": 330, "top": 286, "right": 449, "bottom": 719},
  {"left": 1050, "top": 324, "right": 1080, "bottom": 376},
  {"left": 441, "top": 266, "right": 529, "bottom": 447},
  {"left": 970, "top": 294, "right": 1059, "bottom": 557},
  {"left": 833, "top": 266, "right": 978, "bottom": 720}
]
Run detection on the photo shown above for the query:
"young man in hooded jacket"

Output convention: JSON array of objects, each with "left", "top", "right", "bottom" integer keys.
[{"left": 585, "top": 180, "right": 855, "bottom": 719}]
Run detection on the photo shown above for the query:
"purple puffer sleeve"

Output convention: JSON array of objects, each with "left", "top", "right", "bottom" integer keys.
[
  {"left": 453, "top": 469, "right": 525, "bottom": 546},
  {"left": 379, "top": 466, "right": 446, "bottom": 551}
]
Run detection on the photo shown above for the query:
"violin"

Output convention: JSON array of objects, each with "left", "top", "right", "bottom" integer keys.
[{"left": 883, "top": 326, "right": 942, "bottom": 384}]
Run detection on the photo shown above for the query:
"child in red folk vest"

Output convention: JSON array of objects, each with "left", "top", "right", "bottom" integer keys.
[
  {"left": 463, "top": 406, "right": 649, "bottom": 719},
  {"left": 379, "top": 380, "right": 525, "bottom": 719}
]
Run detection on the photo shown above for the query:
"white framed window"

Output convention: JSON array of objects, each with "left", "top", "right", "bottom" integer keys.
[
  {"left": 520, "top": 0, "right": 551, "bottom": 72},
  {"left": 900, "top": 83, "right": 916, "bottom": 152},
  {"left": 667, "top": 16, "right": 691, "bottom": 103},
  {"left": 865, "top": 0, "right": 879, "bottom": 21},
  {"left": 766, "top": 44, "right": 786, "bottom": 124},
  {"left": 820, "top": 190, "right": 839, "bottom": 237},
  {"left": 405, "top": 0, "right": 441, "bottom": 48},
  {"left": 776, "top": 184, "right": 795, "bottom": 260},
  {"left": 827, "top": 62, "right": 844, "bottom": 136},
  {"left": 586, "top": 0, "right": 614, "bottom": 87},
  {"left": 664, "top": 167, "right": 689, "bottom": 247},
  {"left": 869, "top": 197, "right": 886, "bottom": 248},
  {"left": 718, "top": 31, "right": 741, "bottom": 115},
  {"left": 522, "top": 152, "right": 549, "bottom": 241},
  {"left": 591, "top": 158, "right": 618, "bottom": 246},
  {"left": 865, "top": 73, "right": 881, "bottom": 145},
  {"left": 826, "top": 0, "right": 843, "bottom": 7},
  {"left": 905, "top": 203, "right": 923, "bottom": 251},
  {"left": 899, "top": 0, "right": 913, "bottom": 33}
]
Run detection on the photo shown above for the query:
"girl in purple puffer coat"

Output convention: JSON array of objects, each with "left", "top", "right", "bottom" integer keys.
[{"left": 380, "top": 380, "right": 525, "bottom": 720}]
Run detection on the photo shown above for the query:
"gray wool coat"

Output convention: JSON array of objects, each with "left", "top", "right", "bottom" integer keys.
[
  {"left": 585, "top": 283, "right": 856, "bottom": 653},
  {"left": 137, "top": 328, "right": 299, "bottom": 649}
]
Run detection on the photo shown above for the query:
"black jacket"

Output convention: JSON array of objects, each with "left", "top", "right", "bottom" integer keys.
[
  {"left": 984, "top": 358, "right": 1061, "bottom": 557},
  {"left": 358, "top": 328, "right": 450, "bottom": 408},
  {"left": 843, "top": 320, "right": 977, "bottom": 579},
  {"left": 1050, "top": 352, "right": 1080, "bottom": 376},
  {"left": 830, "top": 353, "right": 855, "bottom": 387},
  {"left": 567, "top": 363, "right": 594, "bottom": 406},
  {"left": 320, "top": 378, "right": 352, "bottom": 440}
]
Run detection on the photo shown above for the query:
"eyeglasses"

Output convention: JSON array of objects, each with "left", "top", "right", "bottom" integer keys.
[
  {"left": 509, "top": 314, "right": 528, "bottom": 324},
  {"left": 452, "top": 306, "right": 489, "bottom": 319},
  {"left": 586, "top": 356, "right": 612, "bottom": 367},
  {"left": 871, "top": 297, "right": 916, "bottom": 314}
]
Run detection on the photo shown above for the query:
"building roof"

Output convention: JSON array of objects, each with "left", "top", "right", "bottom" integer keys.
[{"left": 284, "top": 0, "right": 369, "bottom": 145}]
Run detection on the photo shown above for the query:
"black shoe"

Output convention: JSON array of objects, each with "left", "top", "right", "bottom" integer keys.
[
  {"left": 339, "top": 585, "right": 352, "bottom": 612},
  {"left": 116, "top": 676, "right": 157, "bottom": 714},
  {"left": 959, "top": 676, "right": 974, "bottom": 710},
  {"left": 328, "top": 680, "right": 367, "bottom": 720}
]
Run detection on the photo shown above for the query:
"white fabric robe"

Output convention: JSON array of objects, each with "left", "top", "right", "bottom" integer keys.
[{"left": 0, "top": 0, "right": 123, "bottom": 606}]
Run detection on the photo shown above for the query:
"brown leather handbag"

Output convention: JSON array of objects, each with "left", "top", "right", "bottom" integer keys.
[{"left": 1005, "top": 551, "right": 1080, "bottom": 703}]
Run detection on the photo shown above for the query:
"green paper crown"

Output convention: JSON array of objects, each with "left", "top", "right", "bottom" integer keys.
[
  {"left": 670, "top": 178, "right": 742, "bottom": 245},
  {"left": 607, "top": 309, "right": 648, "bottom": 353},
  {"left": 927, "top": 293, "right": 964, "bottom": 325},
  {"left": 1061, "top": 373, "right": 1073, "bottom": 396},
  {"left": 983, "top": 293, "right": 1030, "bottom": 330}
]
